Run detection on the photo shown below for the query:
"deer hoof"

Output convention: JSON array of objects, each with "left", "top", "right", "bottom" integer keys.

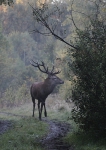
[{"left": 44, "top": 112, "right": 47, "bottom": 117}]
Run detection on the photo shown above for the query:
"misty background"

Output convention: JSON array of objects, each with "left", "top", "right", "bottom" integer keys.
[{"left": 0, "top": 0, "right": 70, "bottom": 108}]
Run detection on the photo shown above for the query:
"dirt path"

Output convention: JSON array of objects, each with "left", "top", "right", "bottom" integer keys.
[
  {"left": 0, "top": 112, "right": 74, "bottom": 150},
  {"left": 0, "top": 111, "right": 27, "bottom": 135},
  {"left": 41, "top": 119, "right": 74, "bottom": 150},
  {"left": 0, "top": 120, "right": 13, "bottom": 135}
]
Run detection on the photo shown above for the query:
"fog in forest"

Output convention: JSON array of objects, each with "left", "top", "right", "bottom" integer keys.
[
  {"left": 0, "top": 0, "right": 69, "bottom": 108},
  {"left": 0, "top": 0, "right": 106, "bottom": 112}
]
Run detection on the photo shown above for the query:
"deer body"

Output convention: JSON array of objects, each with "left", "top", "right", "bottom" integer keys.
[{"left": 30, "top": 61, "right": 64, "bottom": 120}]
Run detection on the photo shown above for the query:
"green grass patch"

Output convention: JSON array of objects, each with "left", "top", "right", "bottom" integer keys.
[
  {"left": 1, "top": 102, "right": 106, "bottom": 150},
  {"left": 49, "top": 109, "right": 106, "bottom": 150},
  {"left": 64, "top": 131, "right": 106, "bottom": 150},
  {"left": 49, "top": 109, "right": 78, "bottom": 129},
  {"left": 0, "top": 117, "right": 48, "bottom": 150}
]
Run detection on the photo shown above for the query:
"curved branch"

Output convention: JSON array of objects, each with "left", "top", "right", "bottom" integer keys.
[
  {"left": 28, "top": 2, "right": 79, "bottom": 50},
  {"left": 70, "top": 0, "right": 79, "bottom": 30}
]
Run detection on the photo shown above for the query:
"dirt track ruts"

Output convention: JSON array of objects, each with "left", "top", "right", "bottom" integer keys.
[
  {"left": 0, "top": 112, "right": 74, "bottom": 150},
  {"left": 41, "top": 119, "right": 74, "bottom": 150}
]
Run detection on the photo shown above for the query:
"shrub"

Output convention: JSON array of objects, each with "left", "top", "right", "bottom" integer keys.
[{"left": 69, "top": 20, "right": 106, "bottom": 136}]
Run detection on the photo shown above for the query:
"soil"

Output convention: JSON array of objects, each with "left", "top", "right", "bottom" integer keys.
[
  {"left": 0, "top": 112, "right": 27, "bottom": 135},
  {"left": 41, "top": 119, "right": 75, "bottom": 150},
  {"left": 0, "top": 112, "right": 74, "bottom": 150},
  {"left": 0, "top": 120, "right": 13, "bottom": 135}
]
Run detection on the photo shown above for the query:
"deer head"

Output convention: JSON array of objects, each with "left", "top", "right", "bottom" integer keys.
[{"left": 30, "top": 60, "right": 64, "bottom": 85}]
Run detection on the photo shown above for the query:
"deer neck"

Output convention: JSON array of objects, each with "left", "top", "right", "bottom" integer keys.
[{"left": 43, "top": 79, "right": 56, "bottom": 94}]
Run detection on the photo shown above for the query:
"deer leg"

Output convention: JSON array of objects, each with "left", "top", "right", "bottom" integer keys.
[
  {"left": 38, "top": 101, "right": 41, "bottom": 120},
  {"left": 43, "top": 103, "right": 47, "bottom": 117},
  {"left": 32, "top": 98, "right": 35, "bottom": 117},
  {"left": 41, "top": 102, "right": 44, "bottom": 118}
]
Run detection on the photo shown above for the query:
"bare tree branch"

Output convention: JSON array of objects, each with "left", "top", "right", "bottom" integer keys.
[
  {"left": 29, "top": 0, "right": 104, "bottom": 49},
  {"left": 70, "top": 0, "right": 79, "bottom": 30},
  {"left": 28, "top": 2, "right": 79, "bottom": 50}
]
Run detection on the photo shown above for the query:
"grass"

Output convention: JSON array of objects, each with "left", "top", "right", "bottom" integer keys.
[
  {"left": 0, "top": 99, "right": 106, "bottom": 150},
  {"left": 0, "top": 117, "right": 48, "bottom": 150},
  {"left": 49, "top": 106, "right": 78, "bottom": 130},
  {"left": 48, "top": 107, "right": 106, "bottom": 150},
  {"left": 0, "top": 102, "right": 48, "bottom": 150},
  {"left": 53, "top": 108, "right": 106, "bottom": 150},
  {"left": 64, "top": 131, "right": 106, "bottom": 150}
]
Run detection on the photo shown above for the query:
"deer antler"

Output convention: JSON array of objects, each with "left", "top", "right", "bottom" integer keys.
[
  {"left": 30, "top": 60, "right": 61, "bottom": 75},
  {"left": 50, "top": 65, "right": 61, "bottom": 75},
  {"left": 52, "top": 69, "right": 61, "bottom": 75},
  {"left": 30, "top": 60, "right": 49, "bottom": 74}
]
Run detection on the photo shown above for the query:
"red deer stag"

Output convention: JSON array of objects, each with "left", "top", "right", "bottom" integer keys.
[{"left": 30, "top": 60, "right": 64, "bottom": 120}]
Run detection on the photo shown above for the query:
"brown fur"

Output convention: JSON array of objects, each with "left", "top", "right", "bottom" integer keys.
[{"left": 30, "top": 75, "right": 64, "bottom": 120}]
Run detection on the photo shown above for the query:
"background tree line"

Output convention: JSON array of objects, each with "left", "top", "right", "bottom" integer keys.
[{"left": 0, "top": 0, "right": 67, "bottom": 107}]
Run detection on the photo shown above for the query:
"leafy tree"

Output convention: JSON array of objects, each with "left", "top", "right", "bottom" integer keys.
[
  {"left": 7, "top": 32, "right": 38, "bottom": 64},
  {"left": 0, "top": 23, "right": 12, "bottom": 94},
  {"left": 1, "top": 3, "right": 34, "bottom": 34},
  {"left": 0, "top": 24, "right": 38, "bottom": 107},
  {"left": 70, "top": 20, "right": 106, "bottom": 136}
]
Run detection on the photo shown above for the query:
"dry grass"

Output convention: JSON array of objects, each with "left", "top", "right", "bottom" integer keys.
[
  {"left": 46, "top": 94, "right": 74, "bottom": 112},
  {"left": 0, "top": 94, "right": 74, "bottom": 121}
]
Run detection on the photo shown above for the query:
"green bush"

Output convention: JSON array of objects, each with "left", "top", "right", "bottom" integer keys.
[{"left": 69, "top": 20, "right": 106, "bottom": 136}]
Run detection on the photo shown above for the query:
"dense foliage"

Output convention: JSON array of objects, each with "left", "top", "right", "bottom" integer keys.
[{"left": 70, "top": 19, "right": 106, "bottom": 135}]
